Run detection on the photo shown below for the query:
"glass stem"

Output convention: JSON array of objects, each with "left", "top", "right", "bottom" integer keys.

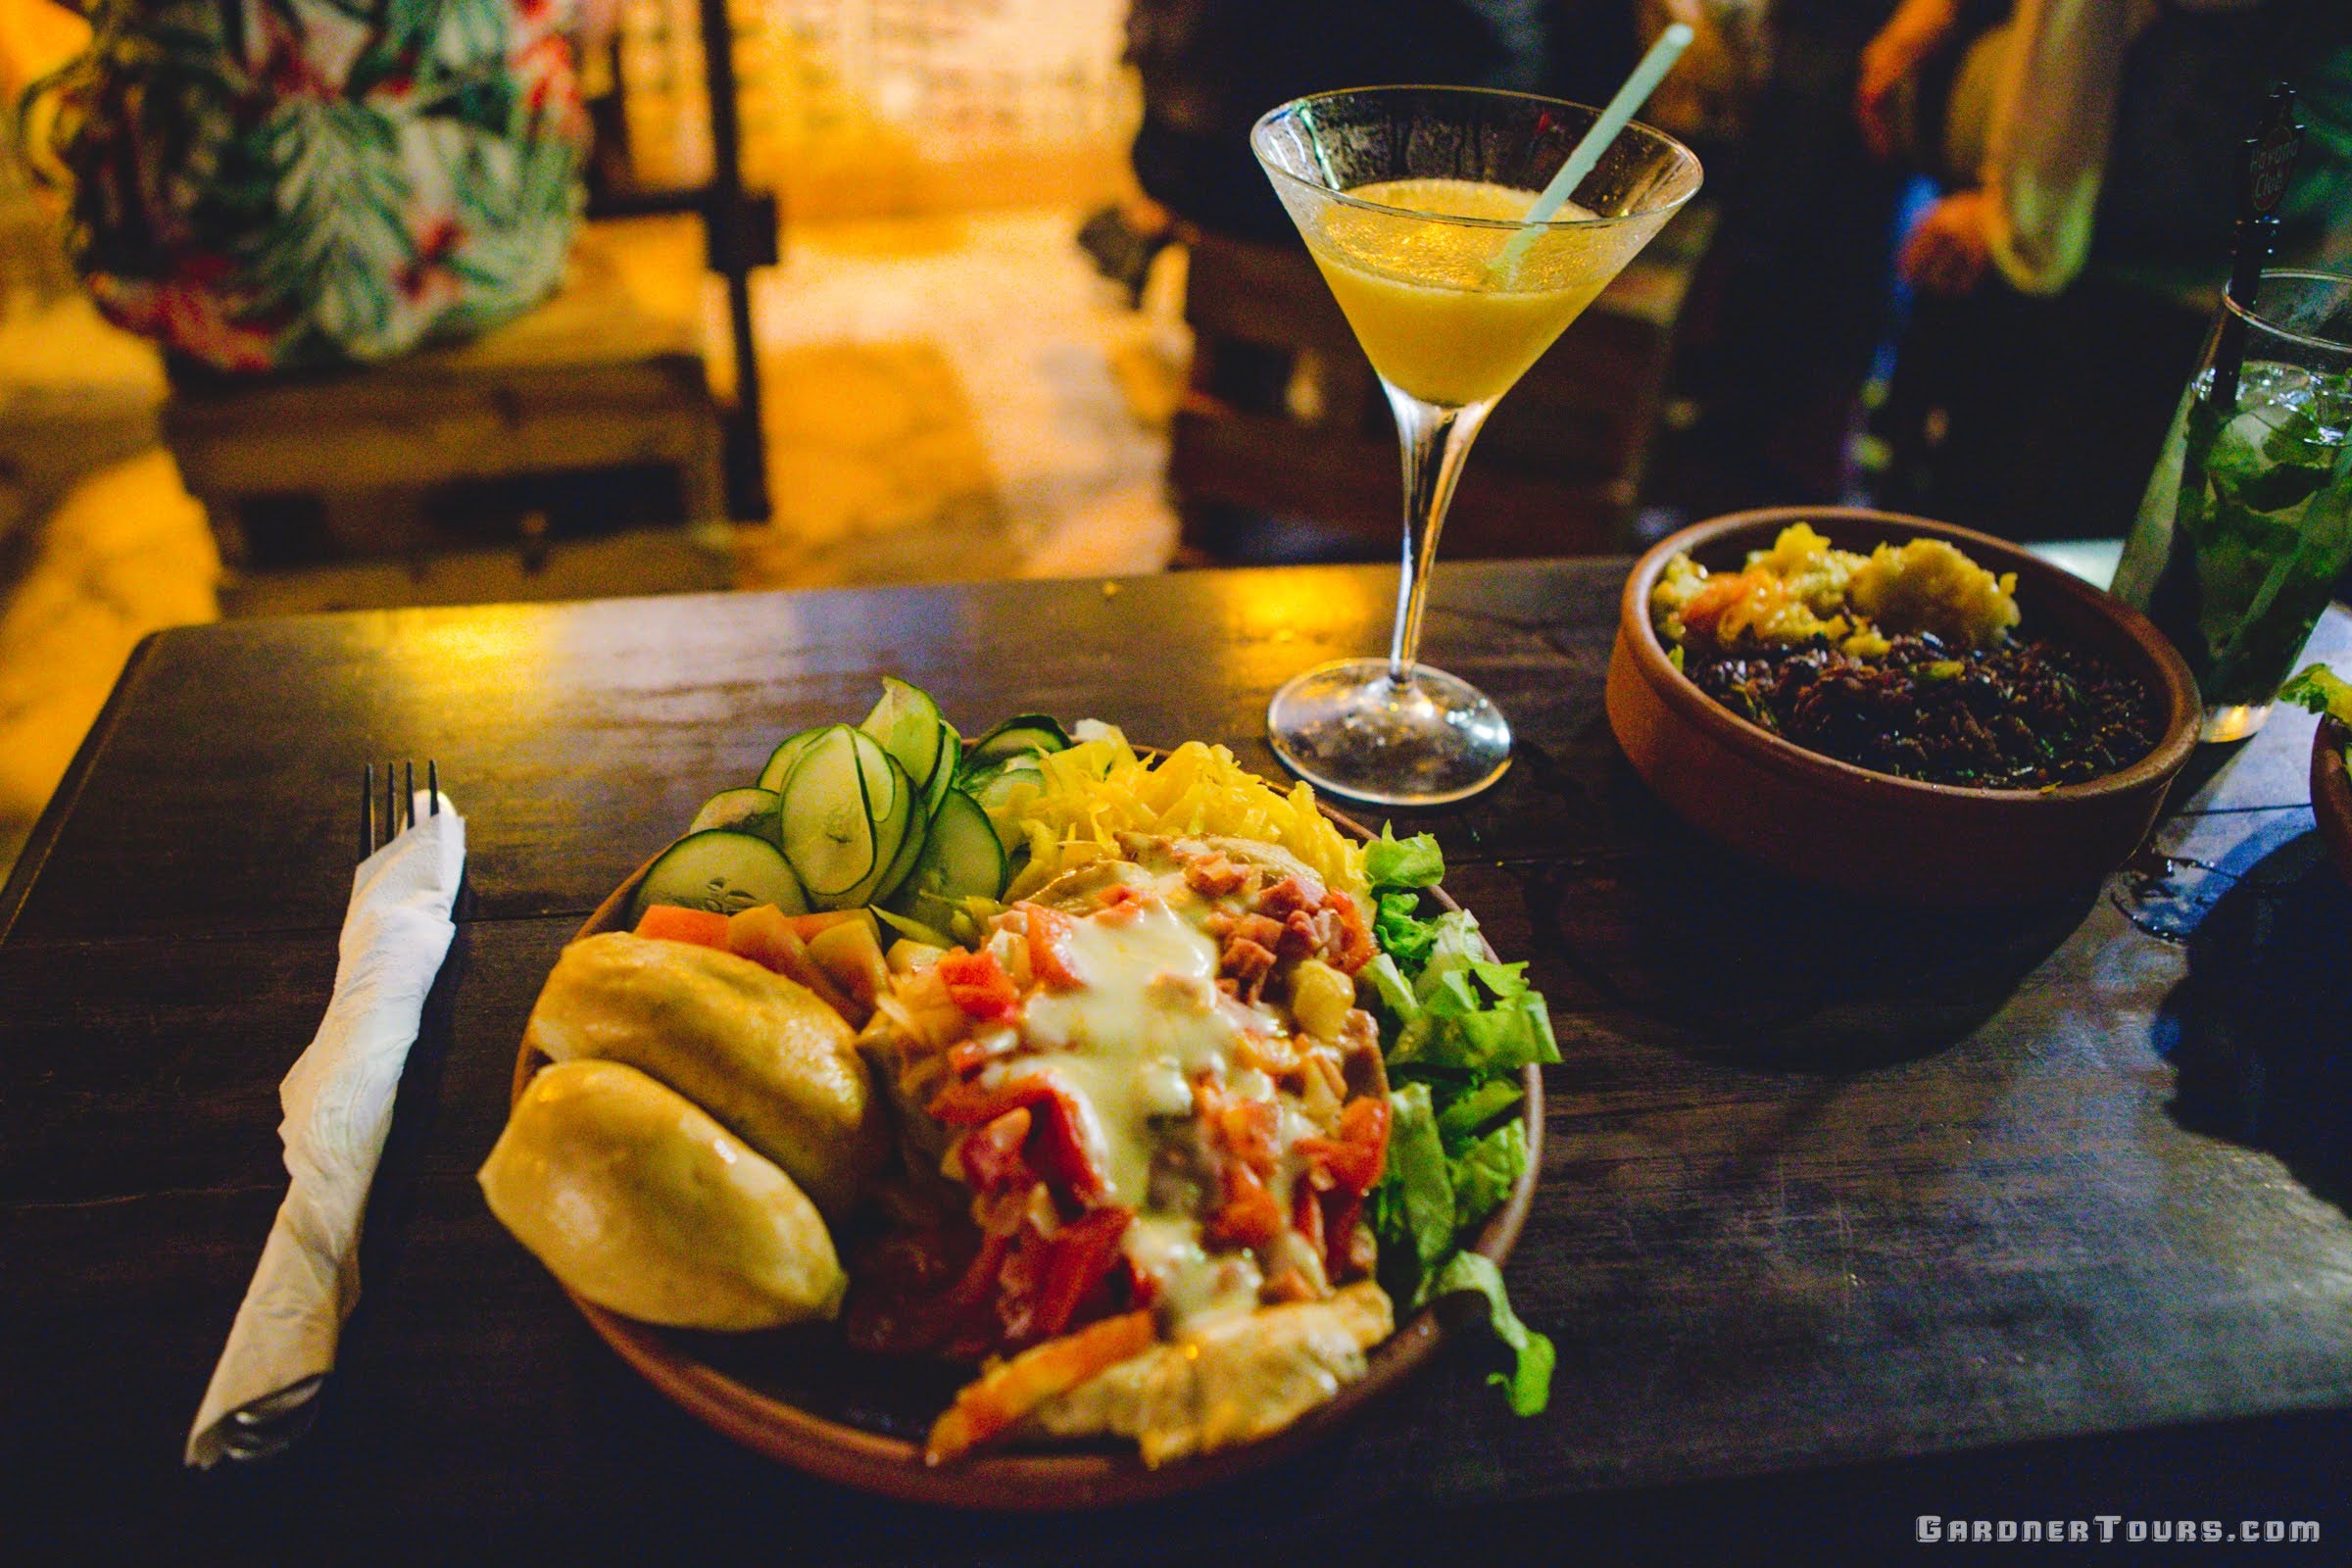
[{"left": 1383, "top": 382, "right": 1495, "bottom": 687}]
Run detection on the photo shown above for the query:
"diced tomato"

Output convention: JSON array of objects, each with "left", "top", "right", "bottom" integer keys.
[
  {"left": 1204, "top": 1160, "right": 1284, "bottom": 1249},
  {"left": 1325, "top": 890, "right": 1377, "bottom": 974},
  {"left": 1297, "top": 1094, "right": 1390, "bottom": 1281},
  {"left": 1095, "top": 882, "right": 1147, "bottom": 912},
  {"left": 1026, "top": 1092, "right": 1105, "bottom": 1204},
  {"left": 935, "top": 948, "right": 1021, "bottom": 1020},
  {"left": 956, "top": 1107, "right": 1035, "bottom": 1195},
  {"left": 1027, "top": 1207, "right": 1133, "bottom": 1343},
  {"left": 1292, "top": 1172, "right": 1327, "bottom": 1258},
  {"left": 1023, "top": 905, "right": 1083, "bottom": 990},
  {"left": 1116, "top": 1251, "right": 1161, "bottom": 1311},
  {"left": 633, "top": 904, "right": 731, "bottom": 948},
  {"left": 1298, "top": 1094, "right": 1390, "bottom": 1197},
  {"left": 927, "top": 1076, "right": 1106, "bottom": 1205},
  {"left": 1319, "top": 1190, "right": 1370, "bottom": 1282}
]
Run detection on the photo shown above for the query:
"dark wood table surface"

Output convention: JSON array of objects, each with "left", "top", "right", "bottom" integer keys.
[{"left": 5, "top": 560, "right": 2349, "bottom": 1563}]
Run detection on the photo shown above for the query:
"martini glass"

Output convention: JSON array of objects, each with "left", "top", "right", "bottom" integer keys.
[{"left": 1252, "top": 86, "right": 1701, "bottom": 805}]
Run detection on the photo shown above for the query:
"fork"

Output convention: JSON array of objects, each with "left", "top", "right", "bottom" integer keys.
[
  {"left": 361, "top": 760, "right": 439, "bottom": 859},
  {"left": 214, "top": 761, "right": 439, "bottom": 1463}
]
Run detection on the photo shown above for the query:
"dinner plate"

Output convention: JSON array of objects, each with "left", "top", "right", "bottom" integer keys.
[
  {"left": 510, "top": 797, "right": 1544, "bottom": 1508},
  {"left": 2314, "top": 717, "right": 2352, "bottom": 888}
]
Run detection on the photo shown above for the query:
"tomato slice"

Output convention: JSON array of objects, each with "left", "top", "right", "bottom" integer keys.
[
  {"left": 633, "top": 904, "right": 731, "bottom": 948},
  {"left": 1028, "top": 1207, "right": 1132, "bottom": 1343},
  {"left": 1023, "top": 905, "right": 1083, "bottom": 990},
  {"left": 935, "top": 947, "right": 1020, "bottom": 1020}
]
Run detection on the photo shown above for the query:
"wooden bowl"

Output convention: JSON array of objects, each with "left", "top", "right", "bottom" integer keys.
[
  {"left": 1605, "top": 507, "right": 2200, "bottom": 906},
  {"left": 2314, "top": 717, "right": 2352, "bottom": 887},
  {"left": 511, "top": 806, "right": 1543, "bottom": 1508}
]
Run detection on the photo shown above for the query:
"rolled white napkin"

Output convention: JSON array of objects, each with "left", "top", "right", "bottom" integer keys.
[{"left": 187, "top": 791, "right": 466, "bottom": 1467}]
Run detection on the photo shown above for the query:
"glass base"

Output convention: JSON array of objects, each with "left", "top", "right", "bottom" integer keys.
[
  {"left": 1266, "top": 659, "right": 1512, "bottom": 807},
  {"left": 2200, "top": 701, "right": 2273, "bottom": 744}
]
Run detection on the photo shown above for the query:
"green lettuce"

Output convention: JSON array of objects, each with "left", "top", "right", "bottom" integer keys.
[
  {"left": 1373, "top": 891, "right": 1440, "bottom": 969},
  {"left": 1449, "top": 1117, "right": 1527, "bottom": 1233},
  {"left": 1379, "top": 1082, "right": 1456, "bottom": 1282},
  {"left": 1435, "top": 1077, "right": 1525, "bottom": 1146},
  {"left": 1363, "top": 826, "right": 1445, "bottom": 889},
  {"left": 1431, "top": 1251, "right": 1555, "bottom": 1417},
  {"left": 1364, "top": 828, "right": 1555, "bottom": 1418},
  {"left": 2281, "top": 662, "right": 2352, "bottom": 726}
]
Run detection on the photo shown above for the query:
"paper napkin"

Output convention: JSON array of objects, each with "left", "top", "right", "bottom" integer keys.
[{"left": 187, "top": 791, "right": 466, "bottom": 1467}]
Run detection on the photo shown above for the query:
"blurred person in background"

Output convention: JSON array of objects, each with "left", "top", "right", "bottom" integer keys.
[
  {"left": 1863, "top": 0, "right": 2352, "bottom": 539},
  {"left": 1082, "top": 0, "right": 1638, "bottom": 296},
  {"left": 1661, "top": 0, "right": 1917, "bottom": 514},
  {"left": 19, "top": 0, "right": 604, "bottom": 373}
]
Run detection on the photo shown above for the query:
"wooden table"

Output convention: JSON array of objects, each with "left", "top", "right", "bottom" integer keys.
[{"left": 5, "top": 562, "right": 2349, "bottom": 1560}]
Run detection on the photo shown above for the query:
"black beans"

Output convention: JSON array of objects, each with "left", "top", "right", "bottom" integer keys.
[{"left": 1684, "top": 635, "right": 2162, "bottom": 789}]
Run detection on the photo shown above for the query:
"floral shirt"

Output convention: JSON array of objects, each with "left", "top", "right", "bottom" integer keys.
[{"left": 34, "top": 0, "right": 587, "bottom": 370}]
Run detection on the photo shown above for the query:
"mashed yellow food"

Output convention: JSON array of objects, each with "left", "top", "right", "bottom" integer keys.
[{"left": 1652, "top": 523, "right": 2019, "bottom": 657}]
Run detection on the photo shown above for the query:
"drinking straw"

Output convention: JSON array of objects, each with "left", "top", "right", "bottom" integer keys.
[
  {"left": 2209, "top": 84, "right": 2303, "bottom": 416},
  {"left": 1492, "top": 22, "right": 1693, "bottom": 283}
]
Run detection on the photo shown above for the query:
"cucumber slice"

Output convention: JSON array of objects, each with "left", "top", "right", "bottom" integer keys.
[
  {"left": 756, "top": 726, "right": 830, "bottom": 794},
  {"left": 886, "top": 789, "right": 1006, "bottom": 932},
  {"left": 920, "top": 726, "right": 961, "bottom": 820},
  {"left": 687, "top": 786, "right": 780, "bottom": 838},
  {"left": 825, "top": 751, "right": 918, "bottom": 910},
  {"left": 961, "top": 714, "right": 1072, "bottom": 773},
  {"left": 868, "top": 779, "right": 929, "bottom": 906},
  {"left": 972, "top": 759, "right": 1045, "bottom": 853},
  {"left": 628, "top": 830, "right": 808, "bottom": 925},
  {"left": 778, "top": 725, "right": 900, "bottom": 900},
  {"left": 859, "top": 678, "right": 951, "bottom": 799}
]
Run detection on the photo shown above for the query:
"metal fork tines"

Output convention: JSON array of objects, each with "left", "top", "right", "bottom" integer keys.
[{"left": 360, "top": 760, "right": 440, "bottom": 861}]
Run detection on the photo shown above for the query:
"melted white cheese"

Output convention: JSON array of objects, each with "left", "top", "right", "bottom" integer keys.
[{"left": 1012, "top": 900, "right": 1255, "bottom": 1207}]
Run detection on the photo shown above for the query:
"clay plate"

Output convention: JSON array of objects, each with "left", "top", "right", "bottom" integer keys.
[
  {"left": 511, "top": 800, "right": 1543, "bottom": 1508},
  {"left": 2314, "top": 717, "right": 2352, "bottom": 887},
  {"left": 1605, "top": 507, "right": 2201, "bottom": 906}
]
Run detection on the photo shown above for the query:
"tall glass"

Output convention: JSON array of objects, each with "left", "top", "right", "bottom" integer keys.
[
  {"left": 1252, "top": 86, "right": 1701, "bottom": 805},
  {"left": 2114, "top": 270, "right": 2352, "bottom": 743}
]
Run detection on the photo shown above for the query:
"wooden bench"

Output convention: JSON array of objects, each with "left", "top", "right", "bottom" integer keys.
[
  {"left": 163, "top": 220, "right": 726, "bottom": 567},
  {"left": 1170, "top": 203, "right": 1714, "bottom": 560}
]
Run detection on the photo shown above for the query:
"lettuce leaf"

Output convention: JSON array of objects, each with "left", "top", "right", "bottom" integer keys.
[
  {"left": 1373, "top": 891, "right": 1439, "bottom": 969},
  {"left": 1431, "top": 1251, "right": 1556, "bottom": 1417},
  {"left": 1449, "top": 1117, "right": 1527, "bottom": 1233},
  {"left": 1435, "top": 1077, "right": 1525, "bottom": 1148},
  {"left": 2281, "top": 662, "right": 2352, "bottom": 726},
  {"left": 1362, "top": 952, "right": 1420, "bottom": 1025},
  {"left": 1392, "top": 986, "right": 1560, "bottom": 1072},
  {"left": 1365, "top": 826, "right": 1446, "bottom": 889},
  {"left": 1377, "top": 1082, "right": 1456, "bottom": 1288},
  {"left": 1362, "top": 834, "right": 1556, "bottom": 1418}
]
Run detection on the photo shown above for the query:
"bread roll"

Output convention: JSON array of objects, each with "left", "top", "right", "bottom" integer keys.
[
  {"left": 479, "top": 1058, "right": 846, "bottom": 1329},
  {"left": 521, "top": 931, "right": 884, "bottom": 1218}
]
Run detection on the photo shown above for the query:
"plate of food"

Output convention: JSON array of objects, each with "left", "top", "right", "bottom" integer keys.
[
  {"left": 1606, "top": 508, "right": 2201, "bottom": 906},
  {"left": 479, "top": 683, "right": 1555, "bottom": 1507},
  {"left": 2281, "top": 663, "right": 2352, "bottom": 888}
]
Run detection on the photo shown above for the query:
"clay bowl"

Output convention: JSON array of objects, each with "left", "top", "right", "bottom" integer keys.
[
  {"left": 1605, "top": 507, "right": 2200, "bottom": 906},
  {"left": 2314, "top": 718, "right": 2352, "bottom": 887},
  {"left": 511, "top": 801, "right": 1541, "bottom": 1508}
]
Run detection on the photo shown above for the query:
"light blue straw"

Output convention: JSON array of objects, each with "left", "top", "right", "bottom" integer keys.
[{"left": 1492, "top": 23, "right": 1693, "bottom": 283}]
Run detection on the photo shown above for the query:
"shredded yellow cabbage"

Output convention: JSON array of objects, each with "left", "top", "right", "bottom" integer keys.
[{"left": 988, "top": 728, "right": 1368, "bottom": 904}]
